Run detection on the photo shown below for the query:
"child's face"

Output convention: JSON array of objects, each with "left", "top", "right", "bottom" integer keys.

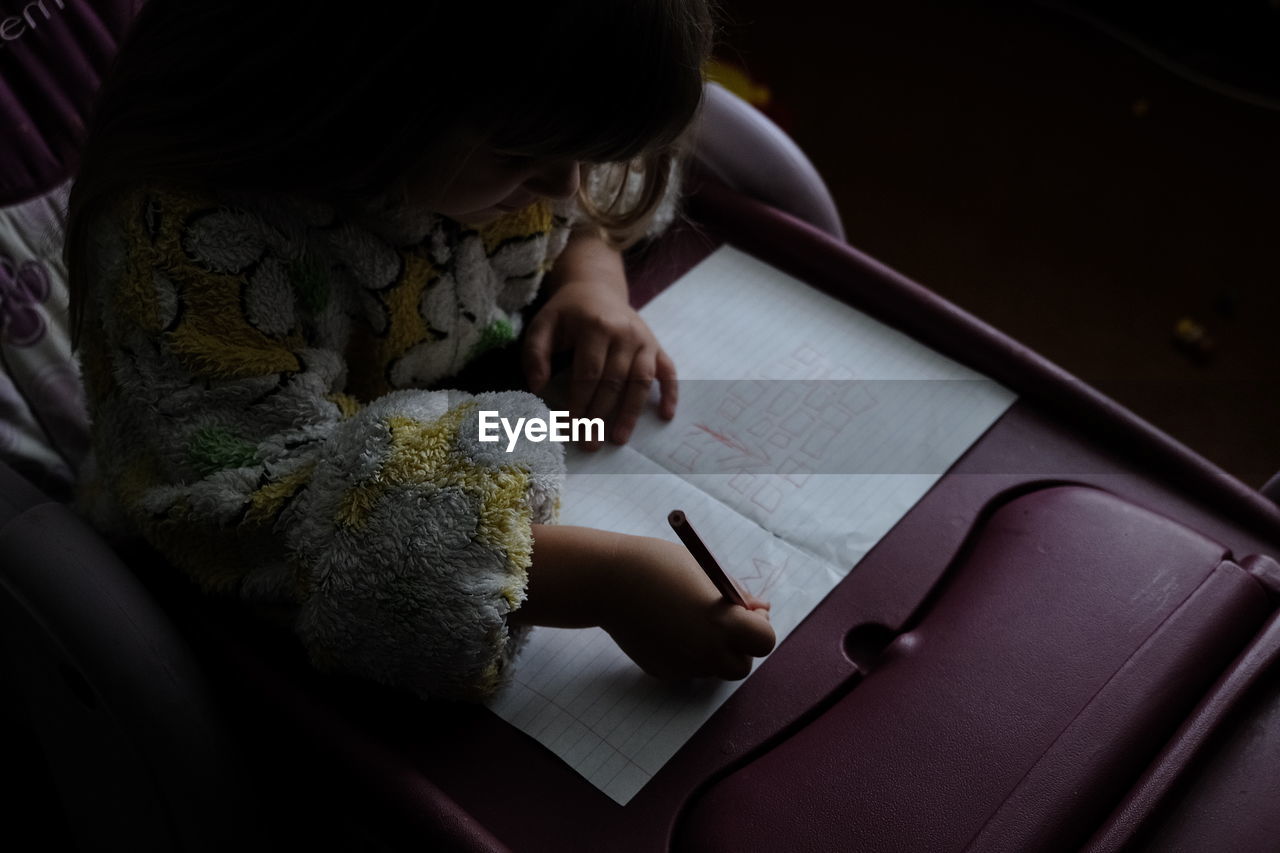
[{"left": 403, "top": 128, "right": 583, "bottom": 223}]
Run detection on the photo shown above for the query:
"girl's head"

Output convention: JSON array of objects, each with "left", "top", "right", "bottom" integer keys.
[{"left": 66, "top": 0, "right": 716, "bottom": 340}]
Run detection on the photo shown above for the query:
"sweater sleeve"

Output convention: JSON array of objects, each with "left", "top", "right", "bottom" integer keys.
[{"left": 78, "top": 186, "right": 564, "bottom": 702}]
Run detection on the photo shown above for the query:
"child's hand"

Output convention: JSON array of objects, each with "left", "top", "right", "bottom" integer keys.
[
  {"left": 600, "top": 536, "right": 776, "bottom": 681},
  {"left": 523, "top": 236, "right": 677, "bottom": 448}
]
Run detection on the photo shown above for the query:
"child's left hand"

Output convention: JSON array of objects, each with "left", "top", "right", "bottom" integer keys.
[{"left": 523, "top": 237, "right": 678, "bottom": 447}]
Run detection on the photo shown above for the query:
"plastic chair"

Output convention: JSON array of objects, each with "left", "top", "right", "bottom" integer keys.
[
  {"left": 0, "top": 462, "right": 262, "bottom": 851},
  {"left": 11, "top": 6, "right": 1280, "bottom": 852},
  {"left": 691, "top": 81, "right": 846, "bottom": 241}
]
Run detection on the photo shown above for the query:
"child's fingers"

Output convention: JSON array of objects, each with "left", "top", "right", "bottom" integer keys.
[
  {"left": 569, "top": 331, "right": 610, "bottom": 435},
  {"left": 716, "top": 653, "right": 755, "bottom": 681},
  {"left": 584, "top": 342, "right": 635, "bottom": 441},
  {"left": 726, "top": 606, "right": 777, "bottom": 658},
  {"left": 521, "top": 312, "right": 557, "bottom": 393},
  {"left": 655, "top": 349, "right": 678, "bottom": 420},
  {"left": 611, "top": 348, "right": 656, "bottom": 444}
]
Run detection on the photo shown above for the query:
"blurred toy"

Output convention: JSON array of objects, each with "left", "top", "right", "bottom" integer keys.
[{"left": 1172, "top": 316, "right": 1215, "bottom": 363}]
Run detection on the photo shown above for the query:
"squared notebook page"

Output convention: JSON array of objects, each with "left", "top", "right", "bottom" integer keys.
[
  {"left": 488, "top": 245, "right": 1017, "bottom": 804},
  {"left": 627, "top": 246, "right": 1016, "bottom": 569},
  {"left": 488, "top": 448, "right": 837, "bottom": 805}
]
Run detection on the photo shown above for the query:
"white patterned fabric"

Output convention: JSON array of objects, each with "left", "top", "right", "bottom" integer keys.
[{"left": 0, "top": 179, "right": 90, "bottom": 494}]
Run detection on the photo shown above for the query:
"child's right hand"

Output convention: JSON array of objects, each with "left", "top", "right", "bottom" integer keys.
[{"left": 599, "top": 536, "right": 776, "bottom": 681}]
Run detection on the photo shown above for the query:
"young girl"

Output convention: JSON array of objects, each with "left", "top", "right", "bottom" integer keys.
[{"left": 66, "top": 0, "right": 775, "bottom": 702}]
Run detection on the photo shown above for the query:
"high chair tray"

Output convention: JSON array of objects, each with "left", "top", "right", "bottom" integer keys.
[
  {"left": 674, "top": 483, "right": 1271, "bottom": 853},
  {"left": 180, "top": 174, "right": 1280, "bottom": 853}
]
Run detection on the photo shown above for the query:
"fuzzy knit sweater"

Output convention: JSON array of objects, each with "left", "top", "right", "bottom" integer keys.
[{"left": 77, "top": 166, "right": 678, "bottom": 702}]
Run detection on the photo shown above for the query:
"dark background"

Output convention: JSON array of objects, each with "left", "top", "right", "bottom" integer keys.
[{"left": 715, "top": 0, "right": 1280, "bottom": 487}]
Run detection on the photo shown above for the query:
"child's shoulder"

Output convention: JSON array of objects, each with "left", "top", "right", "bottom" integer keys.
[{"left": 98, "top": 181, "right": 342, "bottom": 268}]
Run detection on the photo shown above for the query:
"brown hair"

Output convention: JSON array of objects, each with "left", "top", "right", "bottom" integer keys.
[{"left": 65, "top": 0, "right": 717, "bottom": 347}]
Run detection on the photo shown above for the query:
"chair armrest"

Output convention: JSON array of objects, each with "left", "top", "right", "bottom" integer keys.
[
  {"left": 0, "top": 461, "right": 262, "bottom": 851},
  {"left": 691, "top": 81, "right": 846, "bottom": 241}
]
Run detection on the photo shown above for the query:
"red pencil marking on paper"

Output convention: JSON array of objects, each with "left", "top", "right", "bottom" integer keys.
[
  {"left": 692, "top": 423, "right": 774, "bottom": 468},
  {"left": 694, "top": 423, "right": 752, "bottom": 455},
  {"left": 747, "top": 556, "right": 786, "bottom": 597}
]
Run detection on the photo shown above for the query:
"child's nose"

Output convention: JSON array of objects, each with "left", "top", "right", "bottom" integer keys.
[{"left": 525, "top": 160, "right": 581, "bottom": 200}]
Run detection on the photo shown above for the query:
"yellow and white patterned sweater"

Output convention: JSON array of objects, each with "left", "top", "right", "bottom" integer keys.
[{"left": 77, "top": 178, "right": 674, "bottom": 701}]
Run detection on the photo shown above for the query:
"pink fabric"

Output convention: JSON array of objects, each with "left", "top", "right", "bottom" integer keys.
[
  {"left": 0, "top": 0, "right": 142, "bottom": 206},
  {"left": 0, "top": 182, "right": 85, "bottom": 490},
  {"left": 0, "top": 0, "right": 140, "bottom": 489}
]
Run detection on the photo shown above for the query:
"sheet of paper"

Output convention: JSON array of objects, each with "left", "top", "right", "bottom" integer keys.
[
  {"left": 488, "top": 246, "right": 1017, "bottom": 804},
  {"left": 488, "top": 448, "right": 836, "bottom": 803}
]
